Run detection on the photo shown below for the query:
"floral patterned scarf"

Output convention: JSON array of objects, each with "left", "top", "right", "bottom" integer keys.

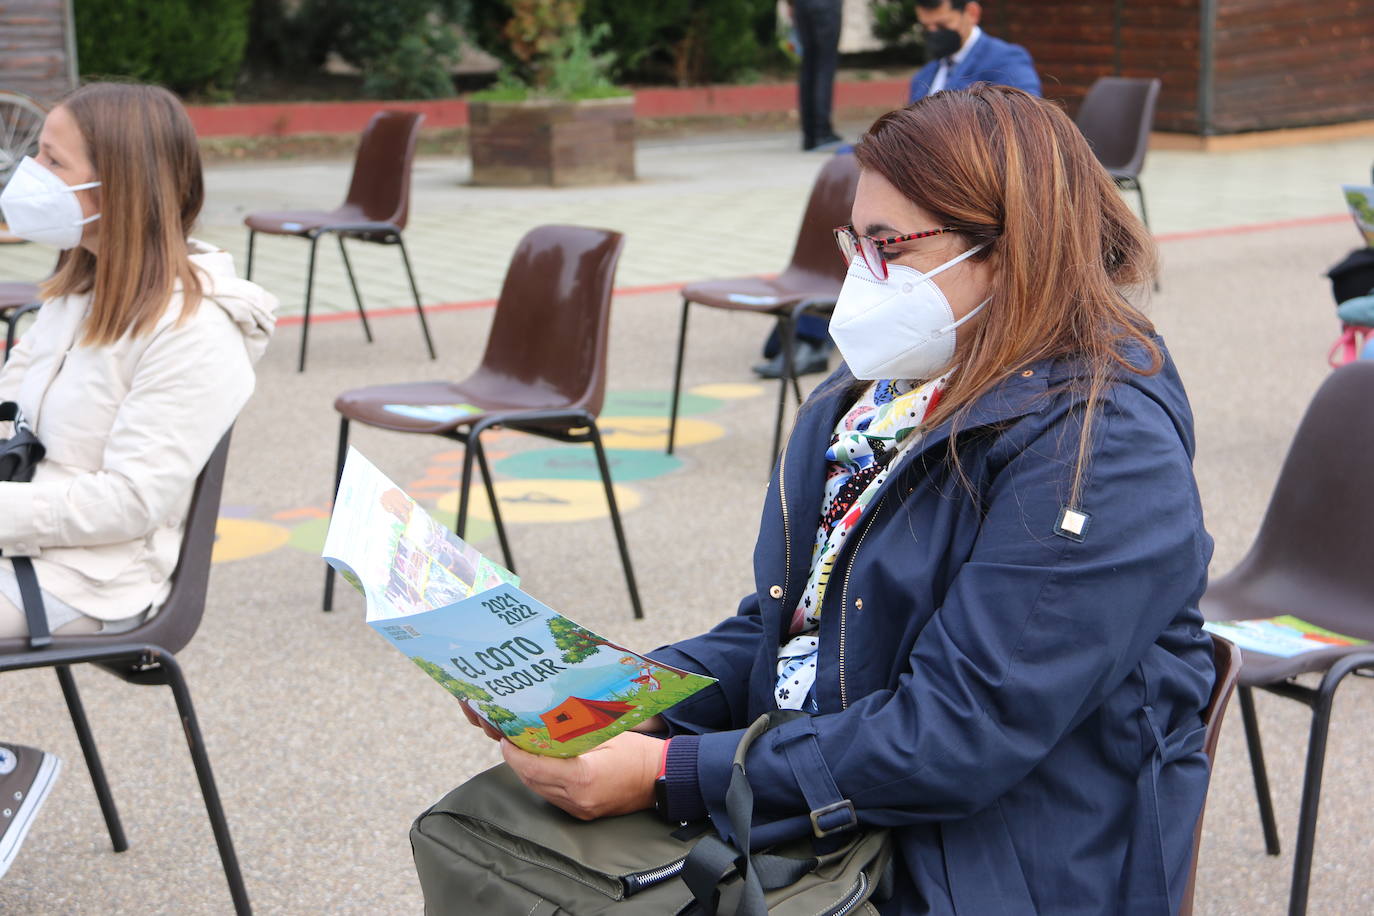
[{"left": 775, "top": 373, "right": 950, "bottom": 710}]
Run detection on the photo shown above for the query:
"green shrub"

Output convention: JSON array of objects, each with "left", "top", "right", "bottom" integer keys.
[
  {"left": 869, "top": 0, "right": 924, "bottom": 47},
  {"left": 74, "top": 0, "right": 252, "bottom": 96},
  {"left": 330, "top": 0, "right": 468, "bottom": 99},
  {"left": 466, "top": 1, "right": 778, "bottom": 87}
]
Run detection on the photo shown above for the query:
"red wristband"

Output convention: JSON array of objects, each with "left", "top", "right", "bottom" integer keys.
[{"left": 657, "top": 737, "right": 672, "bottom": 780}]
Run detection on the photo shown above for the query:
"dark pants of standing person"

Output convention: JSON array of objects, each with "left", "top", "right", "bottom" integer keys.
[{"left": 794, "top": 0, "right": 842, "bottom": 150}]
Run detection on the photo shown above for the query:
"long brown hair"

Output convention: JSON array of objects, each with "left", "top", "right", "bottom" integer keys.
[
  {"left": 40, "top": 82, "right": 205, "bottom": 345},
  {"left": 853, "top": 83, "right": 1159, "bottom": 502}
]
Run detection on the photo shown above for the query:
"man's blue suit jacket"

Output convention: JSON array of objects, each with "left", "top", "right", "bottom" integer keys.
[{"left": 908, "top": 33, "right": 1041, "bottom": 102}]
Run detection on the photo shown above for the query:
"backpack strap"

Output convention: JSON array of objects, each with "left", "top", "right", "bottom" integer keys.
[
  {"left": 11, "top": 556, "right": 50, "bottom": 649},
  {"left": 681, "top": 711, "right": 861, "bottom": 916}
]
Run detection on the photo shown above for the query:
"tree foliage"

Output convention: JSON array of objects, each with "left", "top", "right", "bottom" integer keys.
[
  {"left": 466, "top": 0, "right": 779, "bottom": 86},
  {"left": 74, "top": 0, "right": 252, "bottom": 96}
]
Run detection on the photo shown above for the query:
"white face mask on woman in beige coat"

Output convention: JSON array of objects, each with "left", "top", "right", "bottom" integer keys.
[{"left": 0, "top": 240, "right": 277, "bottom": 623}]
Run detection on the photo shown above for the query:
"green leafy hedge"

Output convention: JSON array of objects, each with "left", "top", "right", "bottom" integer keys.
[
  {"left": 468, "top": 1, "right": 780, "bottom": 86},
  {"left": 74, "top": 0, "right": 252, "bottom": 96}
]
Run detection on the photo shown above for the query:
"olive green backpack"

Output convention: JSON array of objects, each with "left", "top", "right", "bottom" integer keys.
[{"left": 411, "top": 713, "right": 893, "bottom": 915}]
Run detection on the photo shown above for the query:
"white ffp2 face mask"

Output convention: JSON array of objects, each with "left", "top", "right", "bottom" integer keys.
[
  {"left": 0, "top": 156, "right": 101, "bottom": 250},
  {"left": 828, "top": 244, "right": 989, "bottom": 380}
]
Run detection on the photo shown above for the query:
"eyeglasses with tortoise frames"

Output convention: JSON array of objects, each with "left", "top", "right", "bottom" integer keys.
[{"left": 833, "top": 224, "right": 954, "bottom": 280}]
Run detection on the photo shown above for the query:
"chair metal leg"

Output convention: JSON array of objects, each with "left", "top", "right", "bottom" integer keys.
[
  {"left": 55, "top": 665, "right": 128, "bottom": 853},
  {"left": 1286, "top": 654, "right": 1374, "bottom": 916},
  {"left": 335, "top": 235, "right": 374, "bottom": 343},
  {"left": 587, "top": 422, "right": 644, "bottom": 619},
  {"left": 1238, "top": 685, "right": 1282, "bottom": 855},
  {"left": 471, "top": 431, "right": 515, "bottom": 573},
  {"left": 299, "top": 235, "right": 320, "bottom": 373},
  {"left": 456, "top": 419, "right": 496, "bottom": 539},
  {"left": 1134, "top": 180, "right": 1160, "bottom": 292},
  {"left": 322, "top": 417, "right": 350, "bottom": 611},
  {"left": 666, "top": 297, "right": 691, "bottom": 456},
  {"left": 771, "top": 315, "right": 798, "bottom": 471},
  {"left": 245, "top": 230, "right": 256, "bottom": 282},
  {"left": 396, "top": 236, "right": 436, "bottom": 360},
  {"left": 159, "top": 652, "right": 252, "bottom": 916},
  {"left": 5, "top": 302, "right": 40, "bottom": 361}
]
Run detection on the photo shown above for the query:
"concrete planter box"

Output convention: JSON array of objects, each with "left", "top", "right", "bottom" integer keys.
[{"left": 469, "top": 96, "right": 636, "bottom": 187}]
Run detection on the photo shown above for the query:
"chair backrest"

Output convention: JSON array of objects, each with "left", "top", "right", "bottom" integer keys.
[
  {"left": 1178, "top": 634, "right": 1242, "bottom": 916},
  {"left": 1211, "top": 361, "right": 1374, "bottom": 633},
  {"left": 1074, "top": 77, "right": 1161, "bottom": 177},
  {"left": 0, "top": 282, "right": 40, "bottom": 310},
  {"left": 778, "top": 153, "right": 862, "bottom": 288},
  {"left": 0, "top": 431, "right": 232, "bottom": 659},
  {"left": 341, "top": 110, "right": 424, "bottom": 228},
  {"left": 470, "top": 225, "right": 625, "bottom": 417}
]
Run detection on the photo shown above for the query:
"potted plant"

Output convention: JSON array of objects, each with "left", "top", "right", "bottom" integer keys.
[{"left": 468, "top": 0, "right": 634, "bottom": 187}]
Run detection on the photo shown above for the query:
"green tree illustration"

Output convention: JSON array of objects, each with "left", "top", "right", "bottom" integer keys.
[
  {"left": 410, "top": 657, "right": 492, "bottom": 703},
  {"left": 479, "top": 702, "right": 520, "bottom": 734},
  {"left": 547, "top": 616, "right": 630, "bottom": 664}
]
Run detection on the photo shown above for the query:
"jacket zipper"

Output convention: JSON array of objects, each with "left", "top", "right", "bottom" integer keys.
[
  {"left": 777, "top": 444, "right": 793, "bottom": 613},
  {"left": 621, "top": 857, "right": 686, "bottom": 895},
  {"left": 838, "top": 495, "right": 886, "bottom": 710}
]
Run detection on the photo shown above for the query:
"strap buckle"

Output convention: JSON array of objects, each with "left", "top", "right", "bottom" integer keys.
[{"left": 808, "top": 799, "right": 857, "bottom": 838}]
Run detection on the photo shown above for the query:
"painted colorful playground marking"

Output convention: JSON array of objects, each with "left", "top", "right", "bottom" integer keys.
[
  {"left": 494, "top": 447, "right": 683, "bottom": 482},
  {"left": 602, "top": 390, "right": 722, "bottom": 417},
  {"left": 436, "top": 479, "right": 643, "bottom": 524},
  {"left": 209, "top": 387, "right": 752, "bottom": 563},
  {"left": 688, "top": 383, "right": 766, "bottom": 400},
  {"left": 596, "top": 416, "right": 723, "bottom": 451}
]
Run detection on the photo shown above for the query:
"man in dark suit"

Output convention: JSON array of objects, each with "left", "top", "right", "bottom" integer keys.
[{"left": 908, "top": 0, "right": 1040, "bottom": 102}]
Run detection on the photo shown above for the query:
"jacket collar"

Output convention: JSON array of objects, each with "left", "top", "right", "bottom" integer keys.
[{"left": 772, "top": 361, "right": 1054, "bottom": 592}]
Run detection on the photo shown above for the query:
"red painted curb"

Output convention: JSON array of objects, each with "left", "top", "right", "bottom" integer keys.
[
  {"left": 272, "top": 279, "right": 694, "bottom": 328},
  {"left": 1154, "top": 212, "right": 1348, "bottom": 243},
  {"left": 187, "top": 79, "right": 912, "bottom": 139}
]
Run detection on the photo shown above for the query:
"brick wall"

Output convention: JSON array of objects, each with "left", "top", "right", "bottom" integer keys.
[
  {"left": 980, "top": 0, "right": 1372, "bottom": 134},
  {"left": 1210, "top": 0, "right": 1374, "bottom": 132}
]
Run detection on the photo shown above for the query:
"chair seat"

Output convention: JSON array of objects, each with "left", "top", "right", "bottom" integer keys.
[
  {"left": 336, "top": 378, "right": 589, "bottom": 435},
  {"left": 1200, "top": 588, "right": 1374, "bottom": 687},
  {"left": 0, "top": 282, "right": 39, "bottom": 310},
  {"left": 681, "top": 271, "right": 842, "bottom": 314},
  {"left": 243, "top": 206, "right": 397, "bottom": 239}
]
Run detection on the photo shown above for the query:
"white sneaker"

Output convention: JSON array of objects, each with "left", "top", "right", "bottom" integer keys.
[{"left": 0, "top": 744, "right": 61, "bottom": 880}]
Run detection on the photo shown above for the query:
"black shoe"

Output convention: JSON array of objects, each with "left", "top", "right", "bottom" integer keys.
[{"left": 752, "top": 338, "right": 831, "bottom": 379}]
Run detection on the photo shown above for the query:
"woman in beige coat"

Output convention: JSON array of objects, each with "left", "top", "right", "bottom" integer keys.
[{"left": 0, "top": 82, "right": 276, "bottom": 878}]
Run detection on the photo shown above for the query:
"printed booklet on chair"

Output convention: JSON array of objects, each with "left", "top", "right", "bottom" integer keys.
[
  {"left": 322, "top": 448, "right": 714, "bottom": 757},
  {"left": 1203, "top": 615, "right": 1369, "bottom": 658}
]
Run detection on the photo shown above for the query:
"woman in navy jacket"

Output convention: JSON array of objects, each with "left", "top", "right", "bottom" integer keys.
[{"left": 487, "top": 84, "right": 1215, "bottom": 914}]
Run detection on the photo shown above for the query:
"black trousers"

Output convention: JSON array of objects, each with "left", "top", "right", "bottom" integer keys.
[{"left": 794, "top": 0, "right": 842, "bottom": 147}]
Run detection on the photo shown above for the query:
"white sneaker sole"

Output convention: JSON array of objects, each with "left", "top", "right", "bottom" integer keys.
[{"left": 0, "top": 752, "right": 61, "bottom": 880}]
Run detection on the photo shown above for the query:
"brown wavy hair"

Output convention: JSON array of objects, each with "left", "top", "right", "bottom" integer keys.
[
  {"left": 852, "top": 83, "right": 1160, "bottom": 501},
  {"left": 40, "top": 82, "right": 205, "bottom": 346}
]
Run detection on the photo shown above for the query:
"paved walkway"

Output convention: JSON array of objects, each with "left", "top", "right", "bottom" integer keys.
[{"left": 1, "top": 122, "right": 1372, "bottom": 915}]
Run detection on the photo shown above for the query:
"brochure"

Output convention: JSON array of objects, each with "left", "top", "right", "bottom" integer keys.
[
  {"left": 1203, "top": 615, "right": 1369, "bottom": 658},
  {"left": 1341, "top": 185, "right": 1374, "bottom": 247},
  {"left": 322, "top": 448, "right": 715, "bottom": 757}
]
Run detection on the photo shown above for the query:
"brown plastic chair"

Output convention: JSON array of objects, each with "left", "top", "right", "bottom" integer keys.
[
  {"left": 1075, "top": 77, "right": 1161, "bottom": 238},
  {"left": 1179, "top": 634, "right": 1242, "bottom": 916},
  {"left": 1199, "top": 360, "right": 1374, "bottom": 916},
  {"left": 0, "top": 281, "right": 40, "bottom": 360},
  {"left": 668, "top": 153, "right": 861, "bottom": 468},
  {"left": 0, "top": 433, "right": 250, "bottom": 913},
  {"left": 243, "top": 110, "right": 436, "bottom": 372},
  {"left": 323, "top": 225, "right": 643, "bottom": 619}
]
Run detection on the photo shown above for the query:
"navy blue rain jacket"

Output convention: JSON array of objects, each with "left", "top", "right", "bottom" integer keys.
[{"left": 651, "top": 340, "right": 1216, "bottom": 915}]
